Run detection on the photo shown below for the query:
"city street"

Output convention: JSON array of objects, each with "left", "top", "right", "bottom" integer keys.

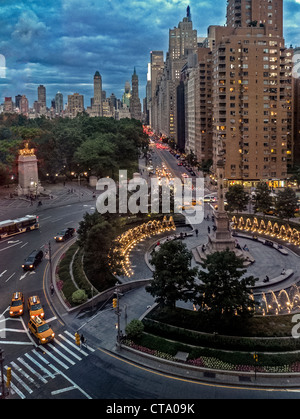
[{"left": 1, "top": 146, "right": 300, "bottom": 400}]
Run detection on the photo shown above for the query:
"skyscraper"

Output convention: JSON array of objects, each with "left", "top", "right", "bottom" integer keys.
[
  {"left": 93, "top": 71, "right": 103, "bottom": 116},
  {"left": 151, "top": 7, "right": 198, "bottom": 142},
  {"left": 130, "top": 68, "right": 142, "bottom": 121},
  {"left": 38, "top": 85, "right": 46, "bottom": 108},
  {"left": 55, "top": 92, "right": 64, "bottom": 114}
]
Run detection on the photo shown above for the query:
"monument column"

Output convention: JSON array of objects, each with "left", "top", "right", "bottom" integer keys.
[{"left": 18, "top": 142, "right": 42, "bottom": 197}]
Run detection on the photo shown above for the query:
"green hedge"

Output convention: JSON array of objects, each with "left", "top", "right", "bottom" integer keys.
[{"left": 142, "top": 318, "right": 300, "bottom": 352}]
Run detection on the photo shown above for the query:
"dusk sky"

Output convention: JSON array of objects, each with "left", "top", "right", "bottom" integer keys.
[{"left": 1, "top": 0, "right": 300, "bottom": 107}]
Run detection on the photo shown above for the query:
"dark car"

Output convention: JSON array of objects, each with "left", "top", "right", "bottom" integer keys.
[
  {"left": 22, "top": 249, "right": 43, "bottom": 271},
  {"left": 54, "top": 227, "right": 75, "bottom": 242}
]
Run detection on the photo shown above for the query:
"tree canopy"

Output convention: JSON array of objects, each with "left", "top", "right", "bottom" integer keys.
[
  {"left": 146, "top": 240, "right": 198, "bottom": 308},
  {"left": 195, "top": 250, "right": 257, "bottom": 325},
  {"left": 0, "top": 113, "right": 149, "bottom": 184}
]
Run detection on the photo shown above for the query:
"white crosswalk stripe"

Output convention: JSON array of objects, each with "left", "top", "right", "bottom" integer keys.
[{"left": 3, "top": 330, "right": 95, "bottom": 399}]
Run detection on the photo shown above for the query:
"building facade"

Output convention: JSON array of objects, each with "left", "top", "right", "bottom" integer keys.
[
  {"left": 67, "top": 93, "right": 84, "bottom": 117},
  {"left": 130, "top": 68, "right": 142, "bottom": 121}
]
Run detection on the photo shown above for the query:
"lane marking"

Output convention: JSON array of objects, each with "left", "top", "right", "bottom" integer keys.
[
  {"left": 6, "top": 272, "right": 16, "bottom": 282},
  {"left": 51, "top": 386, "right": 76, "bottom": 396}
]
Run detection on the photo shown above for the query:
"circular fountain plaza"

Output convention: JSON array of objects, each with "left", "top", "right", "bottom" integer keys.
[{"left": 232, "top": 216, "right": 300, "bottom": 316}]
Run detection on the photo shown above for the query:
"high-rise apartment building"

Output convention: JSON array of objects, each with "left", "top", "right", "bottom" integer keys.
[
  {"left": 293, "top": 47, "right": 300, "bottom": 165},
  {"left": 67, "top": 93, "right": 84, "bottom": 117},
  {"left": 130, "top": 68, "right": 142, "bottom": 121},
  {"left": 209, "top": 0, "right": 293, "bottom": 187}
]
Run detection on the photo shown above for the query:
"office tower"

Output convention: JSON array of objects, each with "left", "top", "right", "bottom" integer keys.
[
  {"left": 67, "top": 93, "right": 84, "bottom": 117},
  {"left": 20, "top": 95, "right": 29, "bottom": 115},
  {"left": 38, "top": 85, "right": 46, "bottom": 108},
  {"left": 130, "top": 68, "right": 142, "bottom": 121},
  {"left": 55, "top": 92, "right": 64, "bottom": 114},
  {"left": 210, "top": 0, "right": 293, "bottom": 187}
]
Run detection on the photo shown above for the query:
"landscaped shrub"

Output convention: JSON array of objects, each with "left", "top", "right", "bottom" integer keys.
[
  {"left": 71, "top": 289, "right": 88, "bottom": 305},
  {"left": 125, "top": 319, "right": 144, "bottom": 339}
]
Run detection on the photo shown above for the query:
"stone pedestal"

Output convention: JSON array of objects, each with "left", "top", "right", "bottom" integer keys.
[{"left": 18, "top": 153, "right": 42, "bottom": 197}]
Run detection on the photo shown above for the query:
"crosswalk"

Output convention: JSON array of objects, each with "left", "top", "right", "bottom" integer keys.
[{"left": 2, "top": 330, "right": 95, "bottom": 399}]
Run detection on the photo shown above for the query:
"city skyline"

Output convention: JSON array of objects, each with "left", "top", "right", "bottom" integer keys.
[{"left": 0, "top": 0, "right": 300, "bottom": 106}]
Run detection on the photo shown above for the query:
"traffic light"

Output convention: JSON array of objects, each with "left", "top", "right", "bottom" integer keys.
[
  {"left": 75, "top": 332, "right": 80, "bottom": 346},
  {"left": 6, "top": 367, "right": 11, "bottom": 387},
  {"left": 113, "top": 298, "right": 117, "bottom": 309}
]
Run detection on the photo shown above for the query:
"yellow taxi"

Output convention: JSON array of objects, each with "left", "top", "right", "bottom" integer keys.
[
  {"left": 9, "top": 292, "right": 25, "bottom": 317},
  {"left": 27, "top": 296, "right": 45, "bottom": 319},
  {"left": 28, "top": 316, "right": 55, "bottom": 344}
]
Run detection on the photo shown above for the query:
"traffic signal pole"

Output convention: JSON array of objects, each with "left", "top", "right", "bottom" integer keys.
[
  {"left": 0, "top": 349, "right": 9, "bottom": 399},
  {"left": 114, "top": 285, "right": 121, "bottom": 346}
]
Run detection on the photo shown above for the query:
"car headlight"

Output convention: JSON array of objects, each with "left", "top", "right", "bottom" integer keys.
[
  {"left": 10, "top": 310, "right": 13, "bottom": 315},
  {"left": 52, "top": 333, "right": 55, "bottom": 337},
  {"left": 22, "top": 265, "right": 25, "bottom": 268},
  {"left": 42, "top": 338, "right": 46, "bottom": 341},
  {"left": 30, "top": 265, "right": 34, "bottom": 268},
  {"left": 19, "top": 309, "right": 23, "bottom": 313}
]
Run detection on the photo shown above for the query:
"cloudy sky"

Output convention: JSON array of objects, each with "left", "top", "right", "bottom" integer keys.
[{"left": 0, "top": 0, "right": 300, "bottom": 107}]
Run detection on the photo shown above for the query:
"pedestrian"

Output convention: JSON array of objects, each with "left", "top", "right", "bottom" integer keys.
[
  {"left": 207, "top": 226, "right": 210, "bottom": 234},
  {"left": 50, "top": 283, "right": 54, "bottom": 296},
  {"left": 81, "top": 334, "right": 86, "bottom": 347},
  {"left": 195, "top": 229, "right": 198, "bottom": 237}
]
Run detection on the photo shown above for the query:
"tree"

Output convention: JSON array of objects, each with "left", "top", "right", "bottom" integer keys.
[
  {"left": 78, "top": 214, "right": 124, "bottom": 291},
  {"left": 195, "top": 250, "right": 257, "bottom": 326},
  {"left": 275, "top": 187, "right": 298, "bottom": 220},
  {"left": 225, "top": 184, "right": 249, "bottom": 213},
  {"left": 146, "top": 241, "right": 198, "bottom": 308},
  {"left": 253, "top": 182, "right": 273, "bottom": 214}
]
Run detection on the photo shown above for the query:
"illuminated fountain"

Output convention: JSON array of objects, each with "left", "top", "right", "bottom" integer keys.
[
  {"left": 232, "top": 216, "right": 300, "bottom": 247},
  {"left": 254, "top": 282, "right": 300, "bottom": 315},
  {"left": 114, "top": 216, "right": 176, "bottom": 277}
]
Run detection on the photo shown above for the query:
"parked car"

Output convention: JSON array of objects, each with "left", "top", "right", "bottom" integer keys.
[
  {"left": 54, "top": 227, "right": 75, "bottom": 242},
  {"left": 22, "top": 249, "right": 43, "bottom": 271}
]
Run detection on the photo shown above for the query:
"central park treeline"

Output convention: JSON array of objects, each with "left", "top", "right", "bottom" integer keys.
[{"left": 0, "top": 113, "right": 149, "bottom": 184}]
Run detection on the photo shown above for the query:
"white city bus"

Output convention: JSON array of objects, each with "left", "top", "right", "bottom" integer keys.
[{"left": 0, "top": 215, "right": 39, "bottom": 240}]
